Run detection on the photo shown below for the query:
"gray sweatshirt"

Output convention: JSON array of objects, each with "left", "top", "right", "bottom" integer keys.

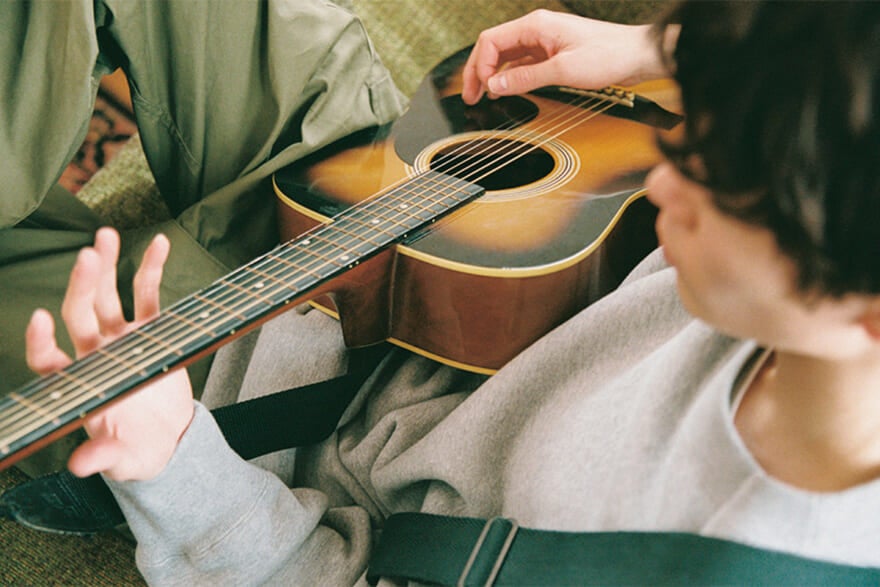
[{"left": 108, "top": 250, "right": 880, "bottom": 585}]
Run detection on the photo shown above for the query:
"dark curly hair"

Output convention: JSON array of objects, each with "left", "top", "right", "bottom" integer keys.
[{"left": 654, "top": 1, "right": 880, "bottom": 296}]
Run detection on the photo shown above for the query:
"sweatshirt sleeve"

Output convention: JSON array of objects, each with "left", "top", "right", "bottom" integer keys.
[{"left": 105, "top": 401, "right": 372, "bottom": 586}]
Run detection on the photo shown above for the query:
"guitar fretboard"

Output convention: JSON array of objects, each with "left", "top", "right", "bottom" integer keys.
[{"left": 0, "top": 170, "right": 484, "bottom": 460}]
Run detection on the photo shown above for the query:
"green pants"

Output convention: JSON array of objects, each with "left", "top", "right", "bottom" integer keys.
[{"left": 0, "top": 0, "right": 406, "bottom": 474}]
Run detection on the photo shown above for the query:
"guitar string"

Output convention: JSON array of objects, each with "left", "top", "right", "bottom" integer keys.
[
  {"left": 0, "top": 91, "right": 629, "bottom": 448},
  {"left": 0, "top": 91, "right": 620, "bottom": 447},
  {"left": 0, "top": 91, "right": 620, "bottom": 448},
  {"left": 21, "top": 90, "right": 614, "bottom": 399}
]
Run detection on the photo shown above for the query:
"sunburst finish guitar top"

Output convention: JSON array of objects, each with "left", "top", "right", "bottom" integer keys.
[
  {"left": 274, "top": 48, "right": 681, "bottom": 373},
  {"left": 0, "top": 48, "right": 680, "bottom": 470}
]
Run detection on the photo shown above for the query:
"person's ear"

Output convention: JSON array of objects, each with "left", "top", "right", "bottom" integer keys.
[{"left": 859, "top": 299, "right": 880, "bottom": 340}]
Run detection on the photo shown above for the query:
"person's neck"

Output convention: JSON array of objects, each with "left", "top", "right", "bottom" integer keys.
[{"left": 735, "top": 349, "right": 880, "bottom": 492}]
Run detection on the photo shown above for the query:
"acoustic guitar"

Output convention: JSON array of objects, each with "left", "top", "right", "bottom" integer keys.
[{"left": 0, "top": 48, "right": 680, "bottom": 470}]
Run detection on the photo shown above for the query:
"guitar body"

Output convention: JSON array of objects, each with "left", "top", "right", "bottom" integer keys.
[{"left": 273, "top": 49, "right": 678, "bottom": 373}]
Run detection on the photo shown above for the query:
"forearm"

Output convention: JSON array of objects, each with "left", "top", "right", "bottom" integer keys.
[{"left": 106, "top": 402, "right": 371, "bottom": 585}]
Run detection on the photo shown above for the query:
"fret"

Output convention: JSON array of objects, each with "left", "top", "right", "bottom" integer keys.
[
  {"left": 336, "top": 209, "right": 409, "bottom": 237},
  {"left": 5, "top": 383, "right": 90, "bottom": 441},
  {"left": 243, "top": 265, "right": 299, "bottom": 294},
  {"left": 56, "top": 367, "right": 99, "bottom": 393},
  {"left": 133, "top": 327, "right": 185, "bottom": 357},
  {"left": 267, "top": 254, "right": 320, "bottom": 280},
  {"left": 266, "top": 250, "right": 324, "bottom": 279},
  {"left": 166, "top": 309, "right": 218, "bottom": 338},
  {"left": 193, "top": 293, "right": 247, "bottom": 321},
  {"left": 8, "top": 392, "right": 60, "bottom": 427},
  {"left": 219, "top": 277, "right": 277, "bottom": 306},
  {"left": 337, "top": 213, "right": 398, "bottom": 239},
  {"left": 386, "top": 195, "right": 444, "bottom": 222},
  {"left": 292, "top": 236, "right": 348, "bottom": 266},
  {"left": 97, "top": 348, "right": 148, "bottom": 380},
  {"left": 340, "top": 213, "right": 399, "bottom": 238},
  {"left": 186, "top": 281, "right": 262, "bottom": 323},
  {"left": 277, "top": 242, "right": 361, "bottom": 279},
  {"left": 0, "top": 380, "right": 95, "bottom": 443},
  {"left": 319, "top": 224, "right": 391, "bottom": 257},
  {"left": 324, "top": 220, "right": 386, "bottom": 248},
  {"left": 371, "top": 204, "right": 424, "bottom": 231}
]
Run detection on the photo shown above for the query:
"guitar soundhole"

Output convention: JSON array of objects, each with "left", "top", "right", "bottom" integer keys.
[{"left": 429, "top": 138, "right": 555, "bottom": 191}]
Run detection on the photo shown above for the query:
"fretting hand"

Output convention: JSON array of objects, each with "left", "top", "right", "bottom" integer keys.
[
  {"left": 25, "top": 227, "right": 194, "bottom": 482},
  {"left": 461, "top": 9, "right": 673, "bottom": 105}
]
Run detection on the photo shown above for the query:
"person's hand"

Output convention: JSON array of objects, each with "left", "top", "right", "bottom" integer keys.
[
  {"left": 462, "top": 9, "right": 672, "bottom": 105},
  {"left": 25, "top": 227, "right": 195, "bottom": 482}
]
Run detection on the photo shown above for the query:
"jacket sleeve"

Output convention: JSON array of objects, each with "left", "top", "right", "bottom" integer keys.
[
  {"left": 0, "top": 0, "right": 104, "bottom": 226},
  {"left": 106, "top": 402, "right": 372, "bottom": 586}
]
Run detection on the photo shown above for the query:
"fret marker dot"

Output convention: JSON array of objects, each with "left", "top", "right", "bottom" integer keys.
[
  {"left": 50, "top": 391, "right": 62, "bottom": 400},
  {"left": 340, "top": 255, "right": 350, "bottom": 261},
  {"left": 302, "top": 239, "right": 311, "bottom": 245},
  {"left": 399, "top": 204, "right": 409, "bottom": 209},
  {"left": 371, "top": 219, "right": 380, "bottom": 224},
  {"left": 253, "top": 282, "right": 265, "bottom": 289},
  {"left": 132, "top": 347, "right": 144, "bottom": 355},
  {"left": 200, "top": 311, "right": 211, "bottom": 319}
]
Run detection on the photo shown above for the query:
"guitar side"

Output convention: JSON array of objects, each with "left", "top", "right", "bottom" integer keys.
[{"left": 273, "top": 50, "right": 676, "bottom": 373}]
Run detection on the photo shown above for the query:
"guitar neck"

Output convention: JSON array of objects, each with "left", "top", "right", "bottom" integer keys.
[{"left": 0, "top": 170, "right": 484, "bottom": 469}]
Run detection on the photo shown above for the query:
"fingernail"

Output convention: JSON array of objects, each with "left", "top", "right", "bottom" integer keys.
[
  {"left": 30, "top": 308, "right": 49, "bottom": 322},
  {"left": 488, "top": 74, "right": 508, "bottom": 93}
]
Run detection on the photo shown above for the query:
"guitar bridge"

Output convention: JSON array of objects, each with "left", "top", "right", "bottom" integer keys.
[{"left": 556, "top": 86, "right": 636, "bottom": 108}]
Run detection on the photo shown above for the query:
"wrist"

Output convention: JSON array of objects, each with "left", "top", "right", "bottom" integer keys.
[
  {"left": 630, "top": 23, "right": 678, "bottom": 86},
  {"left": 148, "top": 400, "right": 195, "bottom": 480}
]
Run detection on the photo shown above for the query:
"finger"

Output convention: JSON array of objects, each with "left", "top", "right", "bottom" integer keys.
[
  {"left": 67, "top": 435, "right": 127, "bottom": 479},
  {"left": 132, "top": 233, "right": 170, "bottom": 323},
  {"left": 92, "top": 227, "right": 126, "bottom": 337},
  {"left": 60, "top": 247, "right": 103, "bottom": 355},
  {"left": 487, "top": 58, "right": 564, "bottom": 97},
  {"left": 462, "top": 38, "right": 499, "bottom": 104},
  {"left": 462, "top": 18, "right": 530, "bottom": 104},
  {"left": 463, "top": 18, "right": 553, "bottom": 103},
  {"left": 25, "top": 309, "right": 72, "bottom": 375}
]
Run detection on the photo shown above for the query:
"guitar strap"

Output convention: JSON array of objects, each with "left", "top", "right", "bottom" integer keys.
[
  {"left": 367, "top": 512, "right": 880, "bottom": 586},
  {"left": 0, "top": 343, "right": 391, "bottom": 535}
]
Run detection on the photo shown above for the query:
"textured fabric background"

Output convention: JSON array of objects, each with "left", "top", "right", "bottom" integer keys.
[{"left": 0, "top": 1, "right": 663, "bottom": 584}]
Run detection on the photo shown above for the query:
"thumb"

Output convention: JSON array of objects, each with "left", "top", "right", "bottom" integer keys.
[{"left": 67, "top": 436, "right": 128, "bottom": 479}]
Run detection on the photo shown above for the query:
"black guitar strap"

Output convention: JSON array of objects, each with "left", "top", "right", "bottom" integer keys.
[
  {"left": 368, "top": 512, "right": 880, "bottom": 586},
  {"left": 0, "top": 343, "right": 390, "bottom": 534}
]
